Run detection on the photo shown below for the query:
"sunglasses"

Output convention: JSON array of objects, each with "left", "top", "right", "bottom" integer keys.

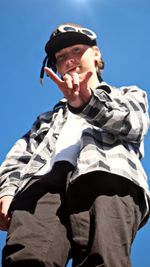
[{"left": 52, "top": 24, "right": 97, "bottom": 41}]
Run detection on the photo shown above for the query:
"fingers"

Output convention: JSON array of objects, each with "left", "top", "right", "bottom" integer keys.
[
  {"left": 0, "top": 215, "right": 10, "bottom": 231},
  {"left": 44, "top": 67, "right": 76, "bottom": 96},
  {"left": 44, "top": 67, "right": 92, "bottom": 106},
  {"left": 44, "top": 67, "right": 63, "bottom": 86},
  {"left": 63, "top": 73, "right": 79, "bottom": 95},
  {"left": 44, "top": 67, "right": 91, "bottom": 92},
  {"left": 63, "top": 74, "right": 73, "bottom": 90},
  {"left": 44, "top": 67, "right": 92, "bottom": 87},
  {"left": 78, "top": 71, "right": 93, "bottom": 103},
  {"left": 81, "top": 70, "right": 93, "bottom": 84},
  {"left": 44, "top": 67, "right": 75, "bottom": 98},
  {"left": 0, "top": 210, "right": 10, "bottom": 231},
  {"left": 0, "top": 195, "right": 13, "bottom": 231},
  {"left": 71, "top": 73, "right": 80, "bottom": 95}
]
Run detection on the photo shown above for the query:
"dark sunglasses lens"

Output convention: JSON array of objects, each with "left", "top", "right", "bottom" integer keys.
[
  {"left": 63, "top": 26, "right": 76, "bottom": 32},
  {"left": 82, "top": 29, "right": 93, "bottom": 36}
]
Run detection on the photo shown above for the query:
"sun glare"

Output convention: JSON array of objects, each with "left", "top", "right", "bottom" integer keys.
[{"left": 72, "top": 0, "right": 87, "bottom": 2}]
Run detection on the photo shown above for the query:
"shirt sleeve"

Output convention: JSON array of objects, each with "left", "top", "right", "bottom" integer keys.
[
  {"left": 69, "top": 85, "right": 150, "bottom": 143},
  {"left": 0, "top": 111, "right": 52, "bottom": 198}
]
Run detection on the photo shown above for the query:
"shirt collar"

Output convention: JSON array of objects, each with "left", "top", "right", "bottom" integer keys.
[{"left": 96, "top": 81, "right": 112, "bottom": 94}]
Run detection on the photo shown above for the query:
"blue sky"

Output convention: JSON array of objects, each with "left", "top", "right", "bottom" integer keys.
[{"left": 0, "top": 0, "right": 150, "bottom": 266}]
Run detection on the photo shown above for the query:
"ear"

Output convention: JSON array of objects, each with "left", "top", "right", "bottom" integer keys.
[{"left": 92, "top": 46, "right": 101, "bottom": 61}]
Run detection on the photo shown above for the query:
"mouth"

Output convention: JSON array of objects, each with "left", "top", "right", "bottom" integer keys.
[{"left": 64, "top": 65, "right": 81, "bottom": 75}]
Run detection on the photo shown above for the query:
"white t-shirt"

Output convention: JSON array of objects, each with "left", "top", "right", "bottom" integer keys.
[{"left": 36, "top": 111, "right": 85, "bottom": 175}]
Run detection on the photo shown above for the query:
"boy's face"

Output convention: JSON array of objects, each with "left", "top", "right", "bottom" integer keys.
[{"left": 55, "top": 44, "right": 100, "bottom": 79}]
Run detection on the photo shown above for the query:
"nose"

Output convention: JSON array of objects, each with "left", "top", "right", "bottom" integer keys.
[{"left": 65, "top": 57, "right": 75, "bottom": 67}]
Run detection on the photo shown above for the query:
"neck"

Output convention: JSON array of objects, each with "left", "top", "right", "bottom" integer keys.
[{"left": 88, "top": 72, "right": 102, "bottom": 90}]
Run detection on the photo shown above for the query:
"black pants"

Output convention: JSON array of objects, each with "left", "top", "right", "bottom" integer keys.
[
  {"left": 2, "top": 161, "right": 73, "bottom": 267},
  {"left": 2, "top": 165, "right": 145, "bottom": 267},
  {"left": 67, "top": 172, "right": 145, "bottom": 267}
]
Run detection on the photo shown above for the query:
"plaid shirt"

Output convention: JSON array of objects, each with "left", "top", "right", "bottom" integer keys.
[{"left": 0, "top": 82, "right": 150, "bottom": 216}]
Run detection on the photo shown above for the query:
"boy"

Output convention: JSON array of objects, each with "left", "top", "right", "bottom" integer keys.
[{"left": 0, "top": 23, "right": 149, "bottom": 267}]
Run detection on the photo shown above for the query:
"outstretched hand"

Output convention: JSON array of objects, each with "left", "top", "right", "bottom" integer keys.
[{"left": 44, "top": 67, "right": 93, "bottom": 108}]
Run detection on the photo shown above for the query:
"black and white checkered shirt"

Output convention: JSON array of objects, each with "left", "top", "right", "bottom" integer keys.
[{"left": 0, "top": 82, "right": 149, "bottom": 216}]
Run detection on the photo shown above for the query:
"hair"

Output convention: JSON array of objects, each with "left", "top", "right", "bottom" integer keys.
[{"left": 96, "top": 58, "right": 104, "bottom": 75}]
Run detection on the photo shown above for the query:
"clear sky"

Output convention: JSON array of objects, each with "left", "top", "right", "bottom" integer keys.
[{"left": 0, "top": 0, "right": 150, "bottom": 266}]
